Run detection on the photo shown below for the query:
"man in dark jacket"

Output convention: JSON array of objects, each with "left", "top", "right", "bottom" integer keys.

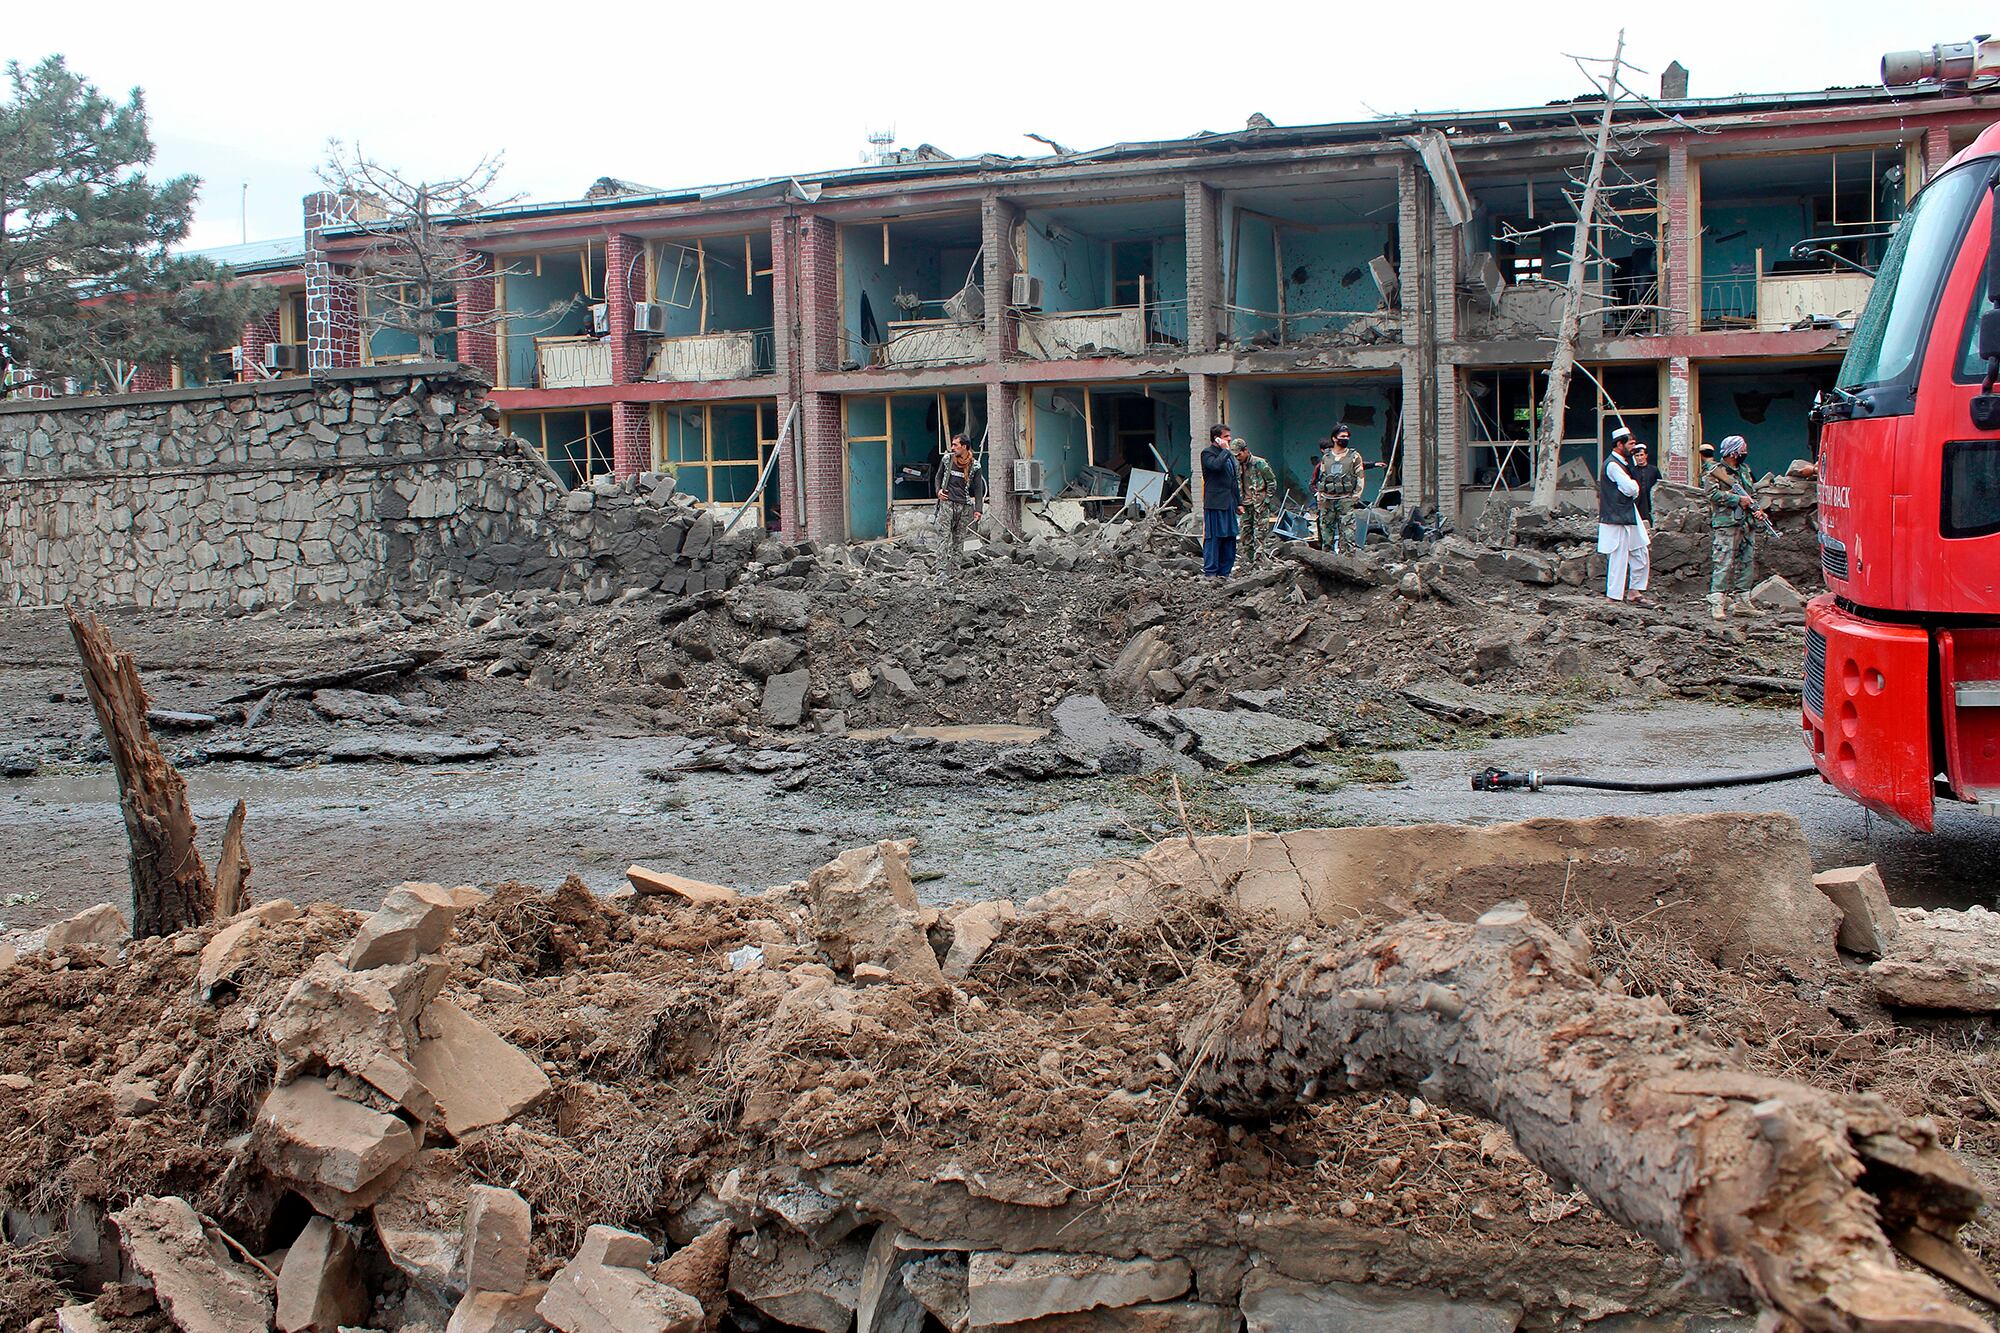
[
  {"left": 933, "top": 433, "right": 987, "bottom": 586},
  {"left": 1200, "top": 423, "right": 1240, "bottom": 579},
  {"left": 1631, "top": 442, "right": 1662, "bottom": 526}
]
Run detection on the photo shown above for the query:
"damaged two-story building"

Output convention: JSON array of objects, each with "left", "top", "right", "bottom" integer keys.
[{"left": 174, "top": 72, "right": 2000, "bottom": 541}]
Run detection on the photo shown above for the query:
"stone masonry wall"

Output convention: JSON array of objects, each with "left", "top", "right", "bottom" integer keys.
[{"left": 0, "top": 364, "right": 755, "bottom": 611}]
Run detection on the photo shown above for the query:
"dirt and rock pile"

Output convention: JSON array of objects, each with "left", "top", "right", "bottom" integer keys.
[{"left": 5, "top": 811, "right": 1999, "bottom": 1332}]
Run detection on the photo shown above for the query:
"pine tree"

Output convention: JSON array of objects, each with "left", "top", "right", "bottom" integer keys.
[{"left": 0, "top": 55, "right": 267, "bottom": 395}]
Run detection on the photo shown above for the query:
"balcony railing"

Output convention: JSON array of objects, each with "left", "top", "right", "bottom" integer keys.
[
  {"left": 1217, "top": 304, "right": 1399, "bottom": 348},
  {"left": 1013, "top": 300, "right": 1189, "bottom": 359},
  {"left": 534, "top": 336, "right": 612, "bottom": 389},
  {"left": 842, "top": 319, "right": 986, "bottom": 370},
  {"left": 1698, "top": 269, "right": 1874, "bottom": 334},
  {"left": 647, "top": 328, "right": 775, "bottom": 383}
]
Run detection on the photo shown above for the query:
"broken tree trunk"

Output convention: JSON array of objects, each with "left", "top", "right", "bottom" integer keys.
[
  {"left": 1189, "top": 905, "right": 1989, "bottom": 1331},
  {"left": 214, "top": 799, "right": 251, "bottom": 919},
  {"left": 1530, "top": 30, "right": 1624, "bottom": 512},
  {"left": 69, "top": 609, "right": 214, "bottom": 936}
]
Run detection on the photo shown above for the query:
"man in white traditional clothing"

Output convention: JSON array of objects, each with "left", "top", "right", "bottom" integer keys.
[{"left": 1597, "top": 426, "right": 1651, "bottom": 605}]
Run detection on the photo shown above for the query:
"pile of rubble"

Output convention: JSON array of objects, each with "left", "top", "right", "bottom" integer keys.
[{"left": 5, "top": 812, "right": 2000, "bottom": 1332}]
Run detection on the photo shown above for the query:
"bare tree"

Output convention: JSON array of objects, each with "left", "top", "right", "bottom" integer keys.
[{"left": 319, "top": 143, "right": 571, "bottom": 362}]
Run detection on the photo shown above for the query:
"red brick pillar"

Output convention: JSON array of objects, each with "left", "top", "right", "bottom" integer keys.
[
  {"left": 771, "top": 216, "right": 804, "bottom": 535},
  {"left": 1666, "top": 355, "right": 1694, "bottom": 485},
  {"left": 605, "top": 233, "right": 650, "bottom": 476},
  {"left": 132, "top": 364, "right": 172, "bottom": 392},
  {"left": 985, "top": 382, "right": 1020, "bottom": 534},
  {"left": 1925, "top": 126, "right": 1953, "bottom": 182},
  {"left": 239, "top": 305, "right": 283, "bottom": 381},
  {"left": 802, "top": 392, "right": 846, "bottom": 540},
  {"left": 1184, "top": 182, "right": 1218, "bottom": 352},
  {"left": 793, "top": 215, "right": 848, "bottom": 539},
  {"left": 797, "top": 216, "right": 841, "bottom": 374},
  {"left": 1188, "top": 373, "right": 1219, "bottom": 506},
  {"left": 982, "top": 196, "right": 1019, "bottom": 363},
  {"left": 455, "top": 248, "right": 498, "bottom": 381},
  {"left": 1664, "top": 138, "right": 1693, "bottom": 337}
]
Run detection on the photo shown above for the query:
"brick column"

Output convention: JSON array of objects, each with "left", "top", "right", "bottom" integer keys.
[
  {"left": 772, "top": 215, "right": 804, "bottom": 535},
  {"left": 239, "top": 305, "right": 282, "bottom": 382},
  {"left": 605, "top": 233, "right": 650, "bottom": 476},
  {"left": 611, "top": 403, "right": 651, "bottom": 477},
  {"left": 982, "top": 196, "right": 1019, "bottom": 363},
  {"left": 797, "top": 216, "right": 841, "bottom": 374},
  {"left": 984, "top": 382, "right": 1020, "bottom": 533},
  {"left": 1664, "top": 138, "right": 1693, "bottom": 337},
  {"left": 1925, "top": 126, "right": 1953, "bottom": 181},
  {"left": 1184, "top": 182, "right": 1219, "bottom": 352},
  {"left": 1188, "top": 373, "right": 1219, "bottom": 506},
  {"left": 1665, "top": 355, "right": 1694, "bottom": 485},
  {"left": 303, "top": 191, "right": 360, "bottom": 372},
  {"left": 132, "top": 364, "right": 171, "bottom": 392},
  {"left": 454, "top": 248, "right": 498, "bottom": 381},
  {"left": 1430, "top": 191, "right": 1461, "bottom": 516},
  {"left": 801, "top": 391, "right": 846, "bottom": 540}
]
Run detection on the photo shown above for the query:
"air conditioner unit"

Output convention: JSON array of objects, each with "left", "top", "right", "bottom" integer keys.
[
  {"left": 1010, "top": 274, "right": 1044, "bottom": 310},
  {"left": 589, "top": 302, "right": 609, "bottom": 334},
  {"left": 633, "top": 302, "right": 671, "bottom": 335},
  {"left": 264, "top": 343, "right": 303, "bottom": 371},
  {"left": 228, "top": 347, "right": 245, "bottom": 372},
  {"left": 1012, "top": 457, "right": 1045, "bottom": 496}
]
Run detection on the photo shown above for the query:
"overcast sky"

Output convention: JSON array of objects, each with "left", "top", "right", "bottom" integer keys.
[{"left": 10, "top": 0, "right": 1990, "bottom": 250}]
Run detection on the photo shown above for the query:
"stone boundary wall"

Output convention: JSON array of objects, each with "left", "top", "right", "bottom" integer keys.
[{"left": 0, "top": 365, "right": 755, "bottom": 610}]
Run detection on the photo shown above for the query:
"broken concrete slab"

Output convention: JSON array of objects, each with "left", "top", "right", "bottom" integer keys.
[
  {"left": 447, "top": 1285, "right": 551, "bottom": 1333},
  {"left": 252, "top": 1075, "right": 419, "bottom": 1217},
  {"left": 728, "top": 1226, "right": 867, "bottom": 1332},
  {"left": 1136, "top": 707, "right": 1331, "bottom": 769},
  {"left": 463, "top": 1184, "right": 533, "bottom": 1295},
  {"left": 276, "top": 1216, "right": 370, "bottom": 1333},
  {"left": 540, "top": 1225, "right": 702, "bottom": 1333},
  {"left": 1035, "top": 813, "right": 1837, "bottom": 967},
  {"left": 322, "top": 732, "right": 505, "bottom": 763},
  {"left": 55, "top": 1305, "right": 113, "bottom": 1333},
  {"left": 268, "top": 953, "right": 435, "bottom": 1117},
  {"left": 1870, "top": 905, "right": 2000, "bottom": 1011},
  {"left": 804, "top": 840, "right": 943, "bottom": 986},
  {"left": 738, "top": 637, "right": 805, "bottom": 681},
  {"left": 1006, "top": 1301, "right": 1237, "bottom": 1331},
  {"left": 346, "top": 881, "right": 471, "bottom": 969},
  {"left": 1105, "top": 627, "right": 1173, "bottom": 705},
  {"left": 1814, "top": 863, "right": 1897, "bottom": 958},
  {"left": 412, "top": 999, "right": 552, "bottom": 1137},
  {"left": 759, "top": 669, "right": 813, "bottom": 728},
  {"left": 1748, "top": 574, "right": 1805, "bottom": 612},
  {"left": 1239, "top": 1271, "right": 1523, "bottom": 1332},
  {"left": 111, "top": 1194, "right": 273, "bottom": 1333},
  {"left": 965, "top": 1250, "right": 1190, "bottom": 1325},
  {"left": 197, "top": 899, "right": 302, "bottom": 994},
  {"left": 626, "top": 864, "right": 738, "bottom": 905},
  {"left": 311, "top": 688, "right": 442, "bottom": 726},
  {"left": 653, "top": 1222, "right": 732, "bottom": 1332},
  {"left": 942, "top": 900, "right": 1017, "bottom": 978},
  {"left": 902, "top": 1253, "right": 969, "bottom": 1331},
  {"left": 374, "top": 1149, "right": 474, "bottom": 1299},
  {"left": 42, "top": 903, "right": 129, "bottom": 953}
]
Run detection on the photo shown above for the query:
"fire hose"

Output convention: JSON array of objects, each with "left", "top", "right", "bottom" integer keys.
[{"left": 1471, "top": 764, "right": 1818, "bottom": 794}]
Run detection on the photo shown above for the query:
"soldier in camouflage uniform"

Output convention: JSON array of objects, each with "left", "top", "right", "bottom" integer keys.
[
  {"left": 1311, "top": 427, "right": 1364, "bottom": 552},
  {"left": 1704, "top": 434, "right": 1764, "bottom": 620},
  {"left": 1233, "top": 436, "right": 1277, "bottom": 563}
]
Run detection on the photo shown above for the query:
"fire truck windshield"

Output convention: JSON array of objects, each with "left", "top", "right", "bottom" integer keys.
[{"left": 1837, "top": 162, "right": 1991, "bottom": 409}]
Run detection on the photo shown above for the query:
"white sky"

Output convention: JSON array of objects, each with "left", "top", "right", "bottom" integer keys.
[{"left": 9, "top": 0, "right": 1991, "bottom": 250}]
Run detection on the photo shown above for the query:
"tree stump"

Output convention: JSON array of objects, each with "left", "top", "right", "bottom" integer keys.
[{"left": 68, "top": 609, "right": 213, "bottom": 935}]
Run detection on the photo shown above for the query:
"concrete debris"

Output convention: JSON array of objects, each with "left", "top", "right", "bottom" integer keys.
[
  {"left": 759, "top": 668, "right": 814, "bottom": 728},
  {"left": 55, "top": 1305, "right": 113, "bottom": 1333},
  {"left": 463, "top": 1184, "right": 535, "bottom": 1295},
  {"left": 728, "top": 1226, "right": 868, "bottom": 1331},
  {"left": 1010, "top": 1302, "right": 1238, "bottom": 1331},
  {"left": 447, "top": 1286, "right": 552, "bottom": 1333},
  {"left": 1105, "top": 626, "right": 1174, "bottom": 705},
  {"left": 902, "top": 1253, "right": 971, "bottom": 1331},
  {"left": 942, "top": 899, "right": 1017, "bottom": 978},
  {"left": 1137, "top": 705, "right": 1332, "bottom": 768},
  {"left": 1748, "top": 574, "right": 1805, "bottom": 611},
  {"left": 268, "top": 953, "right": 438, "bottom": 1117},
  {"left": 1239, "top": 1271, "right": 1524, "bottom": 1332},
  {"left": 1870, "top": 905, "right": 2000, "bottom": 1011},
  {"left": 310, "top": 687, "right": 442, "bottom": 725},
  {"left": 197, "top": 897, "right": 301, "bottom": 994},
  {"left": 1814, "top": 863, "right": 1898, "bottom": 958},
  {"left": 41, "top": 903, "right": 129, "bottom": 954},
  {"left": 965, "top": 1250, "right": 1192, "bottom": 1325},
  {"left": 626, "top": 864, "right": 738, "bottom": 904},
  {"left": 738, "top": 637, "right": 805, "bottom": 680},
  {"left": 345, "top": 880, "right": 480, "bottom": 969},
  {"left": 412, "top": 999, "right": 552, "bottom": 1136},
  {"left": 804, "top": 840, "right": 943, "bottom": 985},
  {"left": 539, "top": 1224, "right": 703, "bottom": 1333},
  {"left": 375, "top": 1150, "right": 472, "bottom": 1295},
  {"left": 110, "top": 1194, "right": 273, "bottom": 1333},
  {"left": 275, "top": 1216, "right": 370, "bottom": 1332},
  {"left": 252, "top": 1074, "right": 420, "bottom": 1216},
  {"left": 321, "top": 732, "right": 507, "bottom": 763},
  {"left": 652, "top": 1222, "right": 732, "bottom": 1331}
]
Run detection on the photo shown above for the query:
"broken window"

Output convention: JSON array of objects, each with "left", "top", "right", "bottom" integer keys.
[
  {"left": 494, "top": 246, "right": 602, "bottom": 388},
  {"left": 658, "top": 402, "right": 783, "bottom": 523},
  {"left": 502, "top": 409, "right": 613, "bottom": 490},
  {"left": 1013, "top": 202, "right": 1189, "bottom": 359},
  {"left": 641, "top": 234, "right": 777, "bottom": 382},
  {"left": 839, "top": 215, "right": 984, "bottom": 369}
]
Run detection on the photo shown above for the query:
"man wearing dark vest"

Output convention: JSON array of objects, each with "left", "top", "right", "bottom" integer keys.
[{"left": 1596, "top": 426, "right": 1651, "bottom": 604}]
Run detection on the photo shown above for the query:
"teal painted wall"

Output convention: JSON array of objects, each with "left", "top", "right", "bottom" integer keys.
[
  {"left": 1700, "top": 199, "right": 1810, "bottom": 324},
  {"left": 657, "top": 238, "right": 772, "bottom": 337},
  {"left": 845, "top": 395, "right": 889, "bottom": 539},
  {"left": 1223, "top": 382, "right": 1398, "bottom": 502},
  {"left": 840, "top": 225, "right": 971, "bottom": 357},
  {"left": 1022, "top": 215, "right": 1109, "bottom": 313},
  {"left": 1031, "top": 388, "right": 1090, "bottom": 496},
  {"left": 1697, "top": 367, "right": 1828, "bottom": 478},
  {"left": 1282, "top": 224, "right": 1392, "bottom": 334},
  {"left": 1223, "top": 382, "right": 1278, "bottom": 480},
  {"left": 502, "top": 259, "right": 589, "bottom": 386},
  {"left": 1231, "top": 212, "right": 1281, "bottom": 339}
]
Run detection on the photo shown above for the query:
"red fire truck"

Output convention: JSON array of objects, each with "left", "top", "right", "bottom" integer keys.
[{"left": 1804, "top": 40, "right": 2000, "bottom": 830}]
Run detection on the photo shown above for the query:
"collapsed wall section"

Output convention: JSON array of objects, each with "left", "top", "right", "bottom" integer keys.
[{"left": 0, "top": 365, "right": 744, "bottom": 610}]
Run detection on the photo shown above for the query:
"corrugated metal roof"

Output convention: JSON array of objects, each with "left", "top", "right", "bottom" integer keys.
[{"left": 186, "top": 235, "right": 307, "bottom": 273}]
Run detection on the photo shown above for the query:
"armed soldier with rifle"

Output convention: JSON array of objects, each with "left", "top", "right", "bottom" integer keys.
[{"left": 1703, "top": 434, "right": 1773, "bottom": 620}]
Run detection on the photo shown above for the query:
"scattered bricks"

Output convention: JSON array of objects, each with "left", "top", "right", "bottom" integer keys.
[
  {"left": 539, "top": 1225, "right": 702, "bottom": 1333},
  {"left": 411, "top": 1000, "right": 551, "bottom": 1137},
  {"left": 626, "top": 865, "right": 739, "bottom": 905},
  {"left": 252, "top": 1075, "right": 419, "bottom": 1217},
  {"left": 43, "top": 903, "right": 129, "bottom": 953},
  {"left": 463, "top": 1185, "right": 534, "bottom": 1294},
  {"left": 965, "top": 1251, "right": 1190, "bottom": 1326},
  {"left": 942, "top": 900, "right": 1016, "bottom": 978},
  {"left": 345, "top": 882, "right": 470, "bottom": 969},
  {"left": 1814, "top": 863, "right": 1898, "bottom": 958},
  {"left": 447, "top": 1286, "right": 551, "bottom": 1333},
  {"left": 111, "top": 1195, "right": 274, "bottom": 1333},
  {"left": 276, "top": 1217, "right": 370, "bottom": 1333}
]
